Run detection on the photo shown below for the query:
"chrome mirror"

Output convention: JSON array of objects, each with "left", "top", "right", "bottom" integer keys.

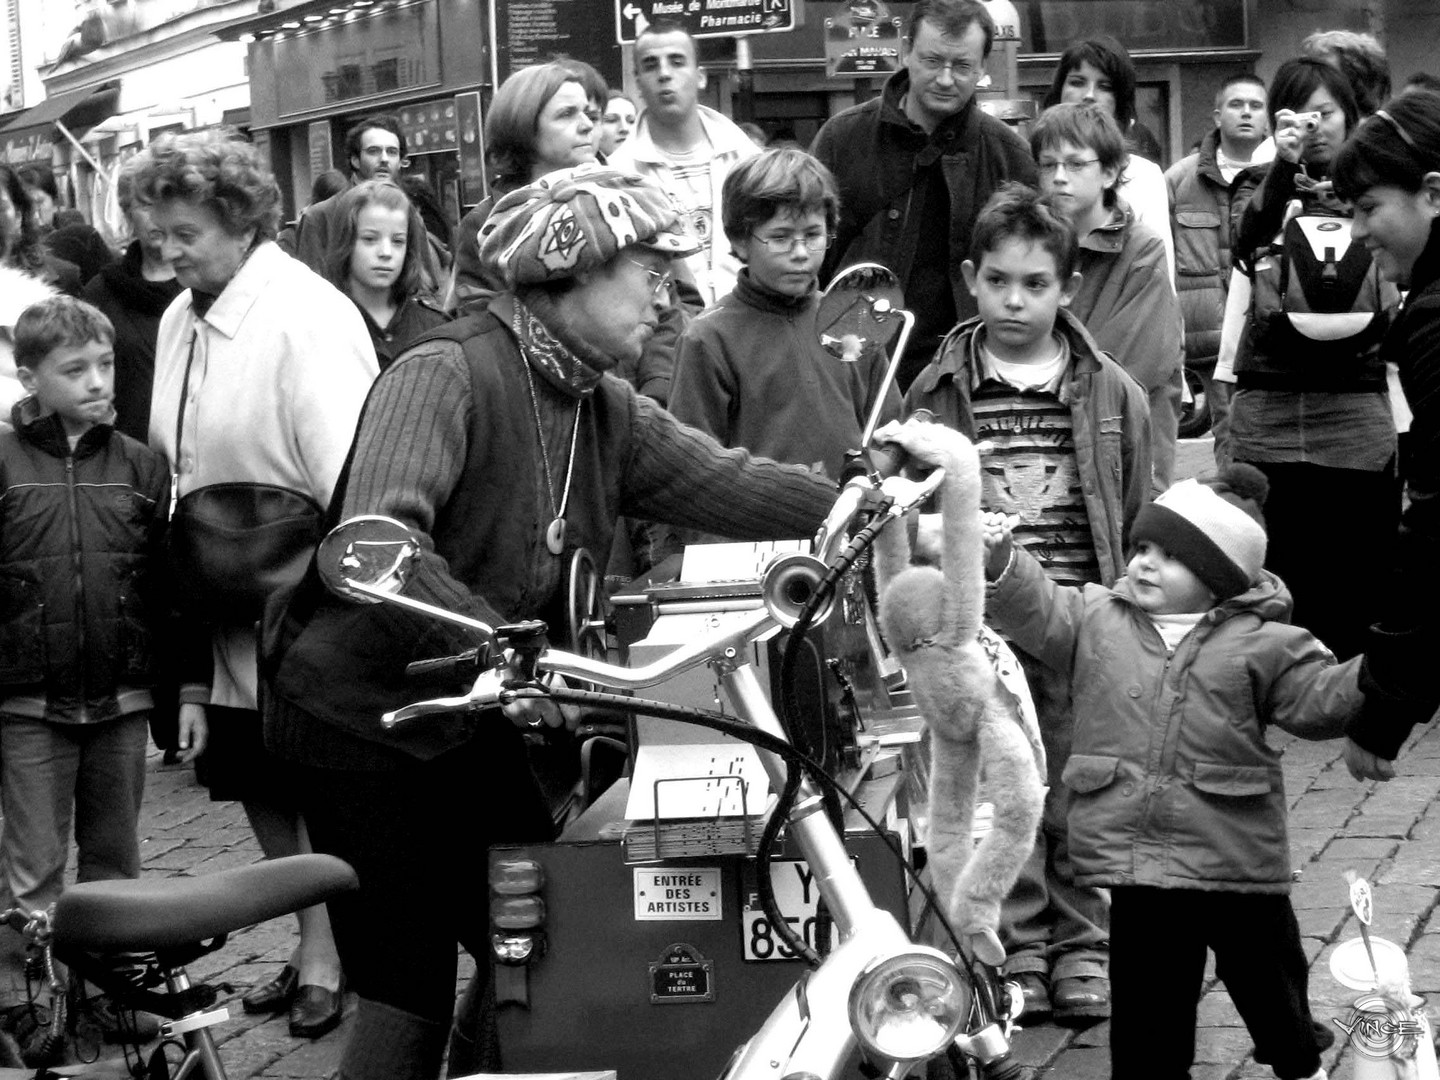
[
  {"left": 818, "top": 262, "right": 906, "bottom": 364},
  {"left": 818, "top": 262, "right": 916, "bottom": 451},
  {"left": 317, "top": 515, "right": 421, "bottom": 604},
  {"left": 318, "top": 515, "right": 496, "bottom": 639}
]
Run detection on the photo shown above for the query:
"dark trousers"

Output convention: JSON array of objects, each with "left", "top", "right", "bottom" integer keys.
[
  {"left": 1239, "top": 459, "right": 1398, "bottom": 661},
  {"left": 296, "top": 727, "right": 553, "bottom": 1024},
  {"left": 1110, "top": 886, "right": 1320, "bottom": 1080}
]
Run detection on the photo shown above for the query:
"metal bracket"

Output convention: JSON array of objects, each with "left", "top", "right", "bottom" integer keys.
[{"left": 159, "top": 1006, "right": 230, "bottom": 1037}]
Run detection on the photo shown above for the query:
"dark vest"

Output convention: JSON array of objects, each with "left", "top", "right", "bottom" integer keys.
[{"left": 265, "top": 306, "right": 641, "bottom": 763}]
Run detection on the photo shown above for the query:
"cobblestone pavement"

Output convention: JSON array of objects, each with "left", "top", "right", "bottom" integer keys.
[
  {"left": 86, "top": 702, "right": 1440, "bottom": 1080},
  {"left": 1017, "top": 719, "right": 1440, "bottom": 1079}
]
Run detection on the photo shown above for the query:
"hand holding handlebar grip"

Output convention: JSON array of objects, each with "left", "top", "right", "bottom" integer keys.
[{"left": 872, "top": 414, "right": 946, "bottom": 495}]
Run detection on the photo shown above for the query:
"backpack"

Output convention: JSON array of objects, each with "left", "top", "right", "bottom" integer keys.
[{"left": 1243, "top": 208, "right": 1393, "bottom": 376}]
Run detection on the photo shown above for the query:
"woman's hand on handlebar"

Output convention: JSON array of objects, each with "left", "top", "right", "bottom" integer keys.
[
  {"left": 501, "top": 672, "right": 583, "bottom": 732},
  {"left": 177, "top": 702, "right": 209, "bottom": 763}
]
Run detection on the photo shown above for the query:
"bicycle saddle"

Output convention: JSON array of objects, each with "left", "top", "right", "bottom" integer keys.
[{"left": 51, "top": 854, "right": 358, "bottom": 954}]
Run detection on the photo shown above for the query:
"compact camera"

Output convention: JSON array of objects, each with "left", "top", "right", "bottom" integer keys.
[{"left": 1293, "top": 111, "right": 1322, "bottom": 133}]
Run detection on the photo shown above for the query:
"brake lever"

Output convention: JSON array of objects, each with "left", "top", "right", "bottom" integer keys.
[{"left": 381, "top": 667, "right": 507, "bottom": 729}]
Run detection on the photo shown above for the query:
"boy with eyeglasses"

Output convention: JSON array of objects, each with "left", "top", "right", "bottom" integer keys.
[
  {"left": 668, "top": 147, "right": 901, "bottom": 480},
  {"left": 1033, "top": 101, "right": 1183, "bottom": 491}
]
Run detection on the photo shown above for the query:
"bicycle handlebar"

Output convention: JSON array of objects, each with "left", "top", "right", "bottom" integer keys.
[
  {"left": 376, "top": 467, "right": 943, "bottom": 730},
  {"left": 382, "top": 606, "right": 776, "bottom": 728}
]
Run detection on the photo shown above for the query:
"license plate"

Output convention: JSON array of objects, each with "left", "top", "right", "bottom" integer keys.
[{"left": 740, "top": 859, "right": 834, "bottom": 961}]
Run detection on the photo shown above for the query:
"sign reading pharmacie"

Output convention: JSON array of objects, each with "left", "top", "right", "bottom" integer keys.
[{"left": 616, "top": 0, "right": 795, "bottom": 43}]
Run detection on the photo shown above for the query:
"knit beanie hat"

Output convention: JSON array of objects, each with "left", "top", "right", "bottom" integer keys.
[
  {"left": 478, "top": 164, "right": 700, "bottom": 289},
  {"left": 1129, "top": 464, "right": 1270, "bottom": 600}
]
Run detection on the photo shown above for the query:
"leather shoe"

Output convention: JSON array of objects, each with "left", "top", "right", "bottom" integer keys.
[
  {"left": 241, "top": 964, "right": 299, "bottom": 1015},
  {"left": 1008, "top": 972, "right": 1051, "bottom": 1021},
  {"left": 1052, "top": 975, "right": 1110, "bottom": 1024},
  {"left": 288, "top": 980, "right": 345, "bottom": 1039}
]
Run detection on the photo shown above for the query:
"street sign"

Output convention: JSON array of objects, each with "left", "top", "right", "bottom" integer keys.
[
  {"left": 616, "top": 0, "right": 796, "bottom": 44},
  {"left": 824, "top": 0, "right": 903, "bottom": 79},
  {"left": 492, "top": 0, "right": 624, "bottom": 92}
]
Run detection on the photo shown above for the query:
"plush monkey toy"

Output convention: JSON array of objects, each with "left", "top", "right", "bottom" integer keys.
[{"left": 872, "top": 418, "right": 1045, "bottom": 966}]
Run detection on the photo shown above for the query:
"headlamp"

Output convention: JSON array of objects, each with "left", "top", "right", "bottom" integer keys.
[{"left": 847, "top": 946, "right": 969, "bottom": 1063}]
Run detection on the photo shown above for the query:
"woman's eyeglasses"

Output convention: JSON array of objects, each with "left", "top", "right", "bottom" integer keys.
[{"left": 626, "top": 258, "right": 673, "bottom": 299}]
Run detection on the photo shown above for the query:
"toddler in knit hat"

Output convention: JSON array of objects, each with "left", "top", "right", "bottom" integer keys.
[
  {"left": 978, "top": 461, "right": 1364, "bottom": 1080},
  {"left": 1123, "top": 462, "right": 1270, "bottom": 617}
]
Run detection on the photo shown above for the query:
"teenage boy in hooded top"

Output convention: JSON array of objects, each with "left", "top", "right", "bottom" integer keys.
[
  {"left": 904, "top": 183, "right": 1151, "bottom": 1023},
  {"left": 973, "top": 463, "right": 1357, "bottom": 1080},
  {"left": 1033, "top": 101, "right": 1183, "bottom": 491},
  {"left": 669, "top": 147, "right": 901, "bottom": 481}
]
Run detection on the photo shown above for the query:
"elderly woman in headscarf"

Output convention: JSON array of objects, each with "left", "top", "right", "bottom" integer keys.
[{"left": 262, "top": 164, "right": 838, "bottom": 1080}]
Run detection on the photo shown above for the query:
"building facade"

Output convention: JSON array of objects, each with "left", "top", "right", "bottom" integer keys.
[{"left": 0, "top": 0, "right": 252, "bottom": 240}]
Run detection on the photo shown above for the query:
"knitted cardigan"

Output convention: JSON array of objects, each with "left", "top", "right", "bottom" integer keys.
[{"left": 264, "top": 292, "right": 837, "bottom": 770}]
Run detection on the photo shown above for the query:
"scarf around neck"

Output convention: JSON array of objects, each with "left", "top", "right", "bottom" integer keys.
[{"left": 512, "top": 289, "right": 608, "bottom": 397}]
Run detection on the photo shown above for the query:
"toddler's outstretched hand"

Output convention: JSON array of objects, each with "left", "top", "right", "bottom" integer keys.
[
  {"left": 1343, "top": 737, "right": 1396, "bottom": 783},
  {"left": 981, "top": 511, "right": 1016, "bottom": 581}
]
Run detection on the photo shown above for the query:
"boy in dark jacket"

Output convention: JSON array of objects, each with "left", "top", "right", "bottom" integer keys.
[{"left": 0, "top": 297, "right": 172, "bottom": 1006}]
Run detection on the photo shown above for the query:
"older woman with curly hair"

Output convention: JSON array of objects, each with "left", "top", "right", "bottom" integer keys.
[{"left": 137, "top": 130, "right": 377, "bottom": 1039}]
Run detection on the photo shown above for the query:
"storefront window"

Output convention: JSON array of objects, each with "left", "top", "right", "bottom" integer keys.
[
  {"left": 273, "top": 0, "right": 441, "bottom": 118},
  {"left": 1017, "top": 0, "right": 1245, "bottom": 54}
]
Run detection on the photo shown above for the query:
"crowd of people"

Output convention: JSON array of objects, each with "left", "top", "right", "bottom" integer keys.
[{"left": 0, "top": 1, "right": 1437, "bottom": 1078}]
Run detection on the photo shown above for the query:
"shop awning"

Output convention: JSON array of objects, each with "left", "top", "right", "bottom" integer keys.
[{"left": 0, "top": 81, "right": 121, "bottom": 145}]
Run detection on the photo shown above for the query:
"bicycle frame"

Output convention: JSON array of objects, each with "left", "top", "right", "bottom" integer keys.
[{"left": 329, "top": 471, "right": 1021, "bottom": 1079}]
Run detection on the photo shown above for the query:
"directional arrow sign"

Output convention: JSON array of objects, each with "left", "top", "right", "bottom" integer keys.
[{"left": 616, "top": 0, "right": 794, "bottom": 44}]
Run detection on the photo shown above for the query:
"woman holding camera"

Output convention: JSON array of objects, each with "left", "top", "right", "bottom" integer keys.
[{"left": 1228, "top": 57, "right": 1401, "bottom": 663}]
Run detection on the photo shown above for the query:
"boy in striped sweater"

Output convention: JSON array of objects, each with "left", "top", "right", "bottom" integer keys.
[{"left": 903, "top": 182, "right": 1152, "bottom": 1022}]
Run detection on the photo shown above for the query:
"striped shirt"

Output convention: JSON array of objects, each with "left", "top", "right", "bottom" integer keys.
[{"left": 972, "top": 339, "right": 1102, "bottom": 588}]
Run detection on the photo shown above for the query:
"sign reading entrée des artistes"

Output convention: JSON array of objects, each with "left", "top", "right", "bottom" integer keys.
[{"left": 616, "top": 0, "right": 795, "bottom": 44}]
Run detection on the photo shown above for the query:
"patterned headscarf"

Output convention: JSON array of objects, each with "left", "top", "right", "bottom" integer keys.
[{"left": 478, "top": 164, "right": 699, "bottom": 288}]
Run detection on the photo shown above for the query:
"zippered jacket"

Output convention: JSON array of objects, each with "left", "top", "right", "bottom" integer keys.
[
  {"left": 811, "top": 69, "right": 1036, "bottom": 326},
  {"left": 1070, "top": 200, "right": 1184, "bottom": 490},
  {"left": 904, "top": 307, "right": 1153, "bottom": 585},
  {"left": 989, "top": 546, "right": 1363, "bottom": 892},
  {"left": 0, "top": 398, "right": 169, "bottom": 720},
  {"left": 1165, "top": 130, "right": 1268, "bottom": 369}
]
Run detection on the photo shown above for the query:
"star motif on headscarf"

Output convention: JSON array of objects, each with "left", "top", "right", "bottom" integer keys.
[{"left": 538, "top": 204, "right": 587, "bottom": 272}]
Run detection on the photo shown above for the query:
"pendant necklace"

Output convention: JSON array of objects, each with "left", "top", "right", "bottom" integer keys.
[{"left": 516, "top": 309, "right": 583, "bottom": 556}]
